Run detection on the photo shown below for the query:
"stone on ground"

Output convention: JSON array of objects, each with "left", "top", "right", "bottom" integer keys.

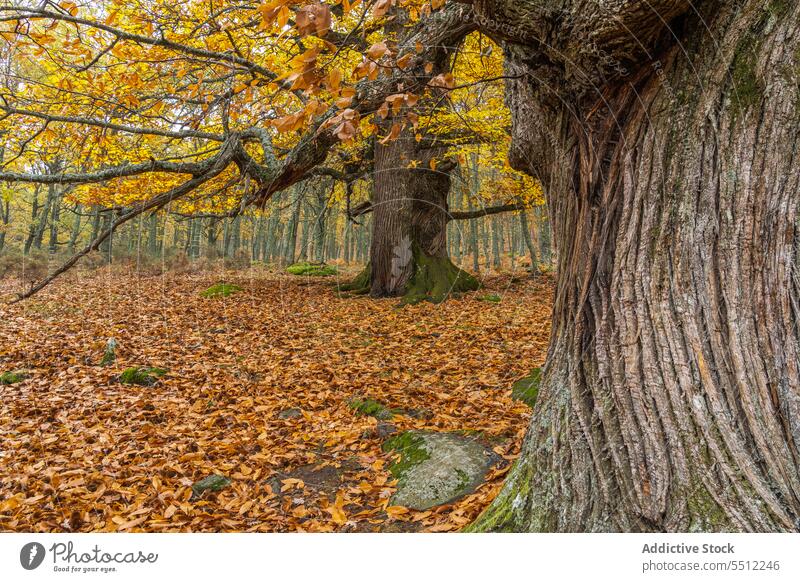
[
  {"left": 383, "top": 431, "right": 499, "bottom": 510},
  {"left": 277, "top": 407, "right": 302, "bottom": 419},
  {"left": 191, "top": 474, "right": 231, "bottom": 499},
  {"left": 99, "top": 338, "right": 117, "bottom": 366}
]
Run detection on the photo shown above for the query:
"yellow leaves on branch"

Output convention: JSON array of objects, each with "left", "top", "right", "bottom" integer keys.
[
  {"left": 282, "top": 46, "right": 324, "bottom": 91},
  {"left": 326, "top": 108, "right": 361, "bottom": 142},
  {"left": 58, "top": 1, "right": 79, "bottom": 17},
  {"left": 258, "top": 0, "right": 293, "bottom": 30},
  {"left": 377, "top": 93, "right": 417, "bottom": 119},
  {"left": 3, "top": 1, "right": 537, "bottom": 212},
  {"left": 367, "top": 42, "right": 389, "bottom": 60},
  {"left": 379, "top": 122, "right": 402, "bottom": 144}
]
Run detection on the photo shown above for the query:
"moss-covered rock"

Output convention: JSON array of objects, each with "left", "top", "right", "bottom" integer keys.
[
  {"left": 277, "top": 407, "right": 303, "bottom": 419},
  {"left": 511, "top": 368, "right": 542, "bottom": 408},
  {"left": 191, "top": 474, "right": 231, "bottom": 499},
  {"left": 99, "top": 338, "right": 118, "bottom": 367},
  {"left": 383, "top": 431, "right": 499, "bottom": 510},
  {"left": 200, "top": 282, "right": 242, "bottom": 298},
  {"left": 348, "top": 398, "right": 401, "bottom": 420},
  {"left": 0, "top": 370, "right": 28, "bottom": 385},
  {"left": 286, "top": 262, "right": 338, "bottom": 277},
  {"left": 118, "top": 366, "right": 167, "bottom": 386},
  {"left": 477, "top": 293, "right": 502, "bottom": 303}
]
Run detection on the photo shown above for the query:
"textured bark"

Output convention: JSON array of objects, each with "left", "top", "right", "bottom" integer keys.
[
  {"left": 470, "top": 0, "right": 800, "bottom": 531},
  {"left": 369, "top": 132, "right": 479, "bottom": 301},
  {"left": 370, "top": 133, "right": 442, "bottom": 295}
]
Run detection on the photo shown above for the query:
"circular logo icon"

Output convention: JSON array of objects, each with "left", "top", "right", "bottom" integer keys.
[{"left": 20, "top": 542, "right": 46, "bottom": 570}]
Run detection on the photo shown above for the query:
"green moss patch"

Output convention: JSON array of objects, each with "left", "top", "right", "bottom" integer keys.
[
  {"left": 349, "top": 398, "right": 402, "bottom": 420},
  {"left": 477, "top": 294, "right": 502, "bottom": 303},
  {"left": 118, "top": 366, "right": 167, "bottom": 386},
  {"left": 511, "top": 368, "right": 542, "bottom": 408},
  {"left": 200, "top": 282, "right": 243, "bottom": 298},
  {"left": 286, "top": 262, "right": 338, "bottom": 277},
  {"left": 402, "top": 247, "right": 480, "bottom": 305},
  {"left": 382, "top": 432, "right": 431, "bottom": 479},
  {"left": 0, "top": 370, "right": 28, "bottom": 385}
]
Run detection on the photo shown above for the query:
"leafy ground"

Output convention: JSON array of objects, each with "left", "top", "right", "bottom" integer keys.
[{"left": 0, "top": 267, "right": 552, "bottom": 532}]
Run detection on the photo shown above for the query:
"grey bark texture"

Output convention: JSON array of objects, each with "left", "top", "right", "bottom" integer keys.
[{"left": 469, "top": 0, "right": 800, "bottom": 532}]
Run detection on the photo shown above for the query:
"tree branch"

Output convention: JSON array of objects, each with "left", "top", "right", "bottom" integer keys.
[
  {"left": 0, "top": 6, "right": 279, "bottom": 81},
  {"left": 449, "top": 202, "right": 523, "bottom": 220},
  {"left": 0, "top": 158, "right": 211, "bottom": 184},
  {"left": 0, "top": 106, "right": 225, "bottom": 142},
  {"left": 9, "top": 139, "right": 237, "bottom": 301}
]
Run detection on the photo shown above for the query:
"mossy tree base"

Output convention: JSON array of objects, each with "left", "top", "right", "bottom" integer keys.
[
  {"left": 401, "top": 250, "right": 479, "bottom": 305},
  {"left": 339, "top": 254, "right": 479, "bottom": 304},
  {"left": 337, "top": 264, "right": 371, "bottom": 295},
  {"left": 464, "top": 457, "right": 535, "bottom": 532}
]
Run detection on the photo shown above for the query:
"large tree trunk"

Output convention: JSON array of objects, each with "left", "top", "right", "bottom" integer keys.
[
  {"left": 470, "top": 0, "right": 800, "bottom": 531},
  {"left": 368, "top": 132, "right": 479, "bottom": 302},
  {"left": 355, "top": 9, "right": 479, "bottom": 302}
]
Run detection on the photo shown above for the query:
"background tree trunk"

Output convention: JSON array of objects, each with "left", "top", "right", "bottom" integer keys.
[
  {"left": 0, "top": 197, "right": 10, "bottom": 252},
  {"left": 535, "top": 205, "right": 551, "bottom": 268},
  {"left": 283, "top": 194, "right": 302, "bottom": 265},
  {"left": 471, "top": 0, "right": 800, "bottom": 532},
  {"left": 518, "top": 209, "right": 538, "bottom": 275}
]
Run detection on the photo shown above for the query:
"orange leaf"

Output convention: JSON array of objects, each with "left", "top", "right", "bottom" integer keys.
[{"left": 367, "top": 42, "right": 388, "bottom": 60}]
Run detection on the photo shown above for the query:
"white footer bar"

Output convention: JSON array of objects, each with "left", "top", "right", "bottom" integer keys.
[{"left": 1, "top": 533, "right": 796, "bottom": 581}]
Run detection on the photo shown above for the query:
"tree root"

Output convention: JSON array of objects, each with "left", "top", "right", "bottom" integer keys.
[
  {"left": 401, "top": 250, "right": 479, "bottom": 305},
  {"left": 336, "top": 264, "right": 371, "bottom": 295}
]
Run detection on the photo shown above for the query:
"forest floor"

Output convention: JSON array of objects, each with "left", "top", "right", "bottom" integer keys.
[{"left": 0, "top": 267, "right": 553, "bottom": 532}]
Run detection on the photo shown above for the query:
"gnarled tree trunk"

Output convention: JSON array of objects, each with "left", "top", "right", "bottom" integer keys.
[
  {"left": 368, "top": 132, "right": 479, "bottom": 302},
  {"left": 357, "top": 11, "right": 480, "bottom": 303},
  {"left": 470, "top": 0, "right": 800, "bottom": 531}
]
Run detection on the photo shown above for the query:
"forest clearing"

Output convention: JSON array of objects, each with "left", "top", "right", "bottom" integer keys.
[{"left": 0, "top": 266, "right": 552, "bottom": 532}]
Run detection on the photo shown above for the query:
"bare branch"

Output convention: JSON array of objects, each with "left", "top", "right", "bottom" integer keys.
[
  {"left": 449, "top": 202, "right": 523, "bottom": 220},
  {"left": 0, "top": 158, "right": 211, "bottom": 184},
  {"left": 0, "top": 106, "right": 225, "bottom": 141}
]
